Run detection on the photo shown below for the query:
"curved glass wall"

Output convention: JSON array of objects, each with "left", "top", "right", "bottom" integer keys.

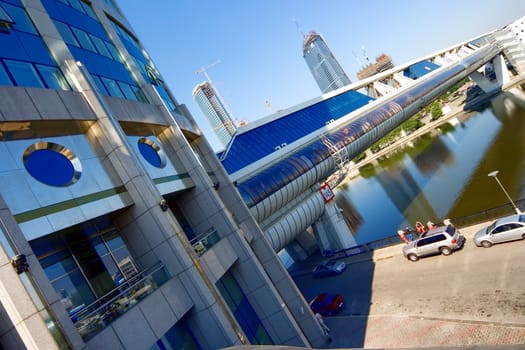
[{"left": 235, "top": 45, "right": 498, "bottom": 210}]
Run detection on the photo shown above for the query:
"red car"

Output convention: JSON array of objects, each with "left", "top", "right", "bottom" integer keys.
[{"left": 309, "top": 293, "right": 344, "bottom": 316}]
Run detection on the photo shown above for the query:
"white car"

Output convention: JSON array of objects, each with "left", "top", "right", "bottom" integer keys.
[{"left": 473, "top": 214, "right": 525, "bottom": 248}]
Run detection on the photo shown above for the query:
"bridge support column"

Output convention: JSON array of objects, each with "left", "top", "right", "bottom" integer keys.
[
  {"left": 469, "top": 70, "right": 499, "bottom": 93},
  {"left": 468, "top": 54, "right": 512, "bottom": 94},
  {"left": 493, "top": 53, "right": 511, "bottom": 86},
  {"left": 312, "top": 201, "right": 357, "bottom": 253},
  {"left": 284, "top": 228, "right": 319, "bottom": 262}
]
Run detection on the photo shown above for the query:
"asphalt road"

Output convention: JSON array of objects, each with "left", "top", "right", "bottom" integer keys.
[{"left": 291, "top": 222, "right": 525, "bottom": 347}]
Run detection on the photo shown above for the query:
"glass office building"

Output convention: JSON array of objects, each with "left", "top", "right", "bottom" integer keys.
[
  {"left": 303, "top": 31, "right": 352, "bottom": 94},
  {"left": 0, "top": 0, "right": 320, "bottom": 349},
  {"left": 193, "top": 81, "right": 237, "bottom": 149}
]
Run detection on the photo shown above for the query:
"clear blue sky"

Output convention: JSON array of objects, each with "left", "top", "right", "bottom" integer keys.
[{"left": 118, "top": 1, "right": 525, "bottom": 151}]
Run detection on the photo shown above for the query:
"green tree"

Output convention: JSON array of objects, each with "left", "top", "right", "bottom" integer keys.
[{"left": 431, "top": 101, "right": 443, "bottom": 121}]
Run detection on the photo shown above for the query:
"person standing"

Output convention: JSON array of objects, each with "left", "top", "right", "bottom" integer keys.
[
  {"left": 415, "top": 221, "right": 425, "bottom": 235},
  {"left": 397, "top": 228, "right": 409, "bottom": 244},
  {"left": 427, "top": 221, "right": 437, "bottom": 230},
  {"left": 315, "top": 312, "right": 332, "bottom": 342}
]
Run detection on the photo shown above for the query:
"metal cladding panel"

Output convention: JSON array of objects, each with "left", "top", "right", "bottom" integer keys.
[
  {"left": 265, "top": 192, "right": 326, "bottom": 252},
  {"left": 0, "top": 134, "right": 130, "bottom": 240}
]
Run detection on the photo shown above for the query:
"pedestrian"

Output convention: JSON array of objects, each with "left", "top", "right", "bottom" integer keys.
[
  {"left": 426, "top": 220, "right": 437, "bottom": 230},
  {"left": 415, "top": 221, "right": 425, "bottom": 235},
  {"left": 397, "top": 228, "right": 409, "bottom": 244},
  {"left": 315, "top": 312, "right": 332, "bottom": 342}
]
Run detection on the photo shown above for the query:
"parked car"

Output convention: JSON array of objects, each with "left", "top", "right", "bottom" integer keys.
[
  {"left": 473, "top": 214, "right": 525, "bottom": 248},
  {"left": 309, "top": 293, "right": 344, "bottom": 316},
  {"left": 312, "top": 259, "right": 346, "bottom": 277},
  {"left": 403, "top": 224, "right": 465, "bottom": 261}
]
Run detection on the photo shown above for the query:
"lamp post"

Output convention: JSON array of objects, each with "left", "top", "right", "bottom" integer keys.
[{"left": 488, "top": 170, "right": 521, "bottom": 215}]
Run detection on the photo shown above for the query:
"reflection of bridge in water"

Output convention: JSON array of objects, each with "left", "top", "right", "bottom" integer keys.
[{"left": 219, "top": 18, "right": 525, "bottom": 260}]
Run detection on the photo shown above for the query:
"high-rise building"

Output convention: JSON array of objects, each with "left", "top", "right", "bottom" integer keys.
[
  {"left": 0, "top": 0, "right": 321, "bottom": 349},
  {"left": 302, "top": 31, "right": 352, "bottom": 93},
  {"left": 193, "top": 81, "right": 237, "bottom": 148}
]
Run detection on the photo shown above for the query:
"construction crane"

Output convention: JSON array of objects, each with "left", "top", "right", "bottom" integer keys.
[
  {"left": 196, "top": 60, "right": 236, "bottom": 125},
  {"left": 265, "top": 100, "right": 274, "bottom": 114}
]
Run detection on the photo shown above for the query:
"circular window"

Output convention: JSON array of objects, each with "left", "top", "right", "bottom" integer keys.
[
  {"left": 23, "top": 142, "right": 82, "bottom": 187},
  {"left": 138, "top": 138, "right": 166, "bottom": 168}
]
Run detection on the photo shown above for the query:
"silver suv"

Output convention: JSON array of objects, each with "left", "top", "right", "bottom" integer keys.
[{"left": 403, "top": 224, "right": 465, "bottom": 261}]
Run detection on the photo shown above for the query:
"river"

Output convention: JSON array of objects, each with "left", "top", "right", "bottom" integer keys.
[{"left": 334, "top": 93, "right": 525, "bottom": 245}]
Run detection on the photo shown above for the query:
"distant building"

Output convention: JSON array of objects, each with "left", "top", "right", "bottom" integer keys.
[
  {"left": 356, "top": 53, "right": 395, "bottom": 80},
  {"left": 302, "top": 31, "right": 352, "bottom": 93},
  {"left": 193, "top": 81, "right": 237, "bottom": 148}
]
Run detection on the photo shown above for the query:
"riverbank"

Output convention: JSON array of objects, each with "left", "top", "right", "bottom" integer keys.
[{"left": 341, "top": 91, "right": 474, "bottom": 181}]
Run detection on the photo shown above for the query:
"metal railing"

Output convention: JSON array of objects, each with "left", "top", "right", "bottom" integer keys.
[
  {"left": 325, "top": 199, "right": 525, "bottom": 260},
  {"left": 190, "top": 228, "right": 221, "bottom": 256},
  {"left": 70, "top": 261, "right": 170, "bottom": 340},
  {"left": 447, "top": 199, "right": 525, "bottom": 228}
]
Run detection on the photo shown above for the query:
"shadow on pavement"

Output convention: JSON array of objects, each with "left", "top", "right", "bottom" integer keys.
[{"left": 289, "top": 251, "right": 375, "bottom": 348}]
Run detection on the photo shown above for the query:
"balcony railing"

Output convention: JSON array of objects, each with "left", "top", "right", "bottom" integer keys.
[
  {"left": 189, "top": 228, "right": 221, "bottom": 256},
  {"left": 70, "top": 261, "right": 170, "bottom": 340}
]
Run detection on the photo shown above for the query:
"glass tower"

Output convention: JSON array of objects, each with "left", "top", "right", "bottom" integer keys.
[
  {"left": 303, "top": 31, "right": 352, "bottom": 93},
  {"left": 193, "top": 81, "right": 237, "bottom": 148}
]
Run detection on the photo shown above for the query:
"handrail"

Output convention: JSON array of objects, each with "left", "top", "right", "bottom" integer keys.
[
  {"left": 324, "top": 198, "right": 525, "bottom": 260},
  {"left": 189, "top": 228, "right": 221, "bottom": 256},
  {"left": 71, "top": 261, "right": 169, "bottom": 340}
]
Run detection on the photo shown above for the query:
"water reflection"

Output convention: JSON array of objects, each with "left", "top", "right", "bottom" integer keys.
[{"left": 336, "top": 101, "right": 525, "bottom": 245}]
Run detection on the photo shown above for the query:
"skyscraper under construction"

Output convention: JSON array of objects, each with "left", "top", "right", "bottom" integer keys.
[
  {"left": 302, "top": 31, "right": 352, "bottom": 93},
  {"left": 193, "top": 81, "right": 237, "bottom": 149}
]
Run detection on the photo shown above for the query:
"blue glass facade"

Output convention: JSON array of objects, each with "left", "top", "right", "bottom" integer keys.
[
  {"left": 0, "top": 0, "right": 70, "bottom": 89},
  {"left": 0, "top": 0, "right": 324, "bottom": 347},
  {"left": 41, "top": 0, "right": 146, "bottom": 101},
  {"left": 111, "top": 19, "right": 177, "bottom": 110},
  {"left": 403, "top": 60, "right": 441, "bottom": 79},
  {"left": 221, "top": 90, "right": 374, "bottom": 173},
  {"left": 216, "top": 271, "right": 273, "bottom": 345}
]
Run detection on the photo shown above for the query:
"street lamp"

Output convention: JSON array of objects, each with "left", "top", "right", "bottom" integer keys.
[{"left": 487, "top": 170, "right": 521, "bottom": 215}]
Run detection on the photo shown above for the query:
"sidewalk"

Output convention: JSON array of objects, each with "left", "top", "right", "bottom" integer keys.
[{"left": 328, "top": 313, "right": 525, "bottom": 349}]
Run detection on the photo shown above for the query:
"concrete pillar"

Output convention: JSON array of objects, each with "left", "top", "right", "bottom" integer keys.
[
  {"left": 312, "top": 201, "right": 357, "bottom": 253},
  {"left": 469, "top": 70, "right": 499, "bottom": 93},
  {"left": 493, "top": 54, "right": 511, "bottom": 86},
  {"left": 285, "top": 228, "right": 319, "bottom": 262}
]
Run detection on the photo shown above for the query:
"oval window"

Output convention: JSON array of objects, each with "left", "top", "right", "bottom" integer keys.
[
  {"left": 23, "top": 142, "right": 81, "bottom": 186},
  {"left": 138, "top": 137, "right": 166, "bottom": 168}
]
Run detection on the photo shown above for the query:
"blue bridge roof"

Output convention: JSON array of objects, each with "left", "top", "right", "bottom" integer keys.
[
  {"left": 221, "top": 90, "right": 374, "bottom": 173},
  {"left": 220, "top": 60, "right": 442, "bottom": 174}
]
